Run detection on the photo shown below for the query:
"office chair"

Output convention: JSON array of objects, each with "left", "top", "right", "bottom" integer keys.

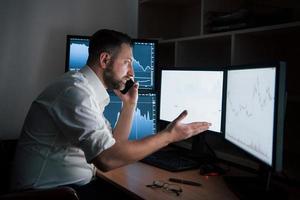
[
  {"left": 0, "top": 139, "right": 79, "bottom": 200},
  {"left": 0, "top": 186, "right": 79, "bottom": 200}
]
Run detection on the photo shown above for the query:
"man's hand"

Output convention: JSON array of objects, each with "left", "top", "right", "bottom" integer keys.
[
  {"left": 114, "top": 81, "right": 139, "bottom": 106},
  {"left": 165, "top": 110, "right": 211, "bottom": 143}
]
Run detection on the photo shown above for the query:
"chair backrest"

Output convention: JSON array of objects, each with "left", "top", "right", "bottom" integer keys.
[
  {"left": 0, "top": 186, "right": 79, "bottom": 200},
  {"left": 0, "top": 140, "right": 18, "bottom": 195},
  {"left": 0, "top": 139, "right": 79, "bottom": 200}
]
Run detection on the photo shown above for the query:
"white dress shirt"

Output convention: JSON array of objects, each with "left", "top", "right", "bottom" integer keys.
[{"left": 11, "top": 66, "right": 116, "bottom": 190}]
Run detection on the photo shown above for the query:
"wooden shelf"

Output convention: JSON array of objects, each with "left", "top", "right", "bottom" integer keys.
[
  {"left": 138, "top": 0, "right": 202, "bottom": 39},
  {"left": 176, "top": 36, "right": 231, "bottom": 67}
]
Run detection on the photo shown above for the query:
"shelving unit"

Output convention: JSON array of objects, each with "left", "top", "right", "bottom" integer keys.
[
  {"left": 139, "top": 0, "right": 300, "bottom": 70},
  {"left": 138, "top": 0, "right": 203, "bottom": 39},
  {"left": 138, "top": 0, "right": 300, "bottom": 178}
]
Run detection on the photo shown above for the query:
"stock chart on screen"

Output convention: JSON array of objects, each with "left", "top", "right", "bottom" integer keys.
[
  {"left": 132, "top": 41, "right": 156, "bottom": 90},
  {"left": 225, "top": 67, "right": 276, "bottom": 165},
  {"left": 68, "top": 37, "right": 89, "bottom": 71},
  {"left": 104, "top": 93, "right": 157, "bottom": 140}
]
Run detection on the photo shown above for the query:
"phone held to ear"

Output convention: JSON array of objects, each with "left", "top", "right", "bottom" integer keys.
[{"left": 120, "top": 79, "right": 135, "bottom": 94}]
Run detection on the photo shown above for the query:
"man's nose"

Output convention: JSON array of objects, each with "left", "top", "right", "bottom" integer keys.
[{"left": 128, "top": 62, "right": 134, "bottom": 78}]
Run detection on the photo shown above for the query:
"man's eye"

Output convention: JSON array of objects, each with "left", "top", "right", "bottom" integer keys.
[{"left": 125, "top": 60, "right": 132, "bottom": 65}]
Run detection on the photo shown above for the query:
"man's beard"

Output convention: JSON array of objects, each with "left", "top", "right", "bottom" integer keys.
[{"left": 103, "top": 61, "right": 123, "bottom": 90}]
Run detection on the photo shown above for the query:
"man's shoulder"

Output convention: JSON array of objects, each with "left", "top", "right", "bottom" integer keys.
[
  {"left": 50, "top": 71, "right": 89, "bottom": 90},
  {"left": 37, "top": 71, "right": 93, "bottom": 104},
  {"left": 60, "top": 71, "right": 87, "bottom": 84}
]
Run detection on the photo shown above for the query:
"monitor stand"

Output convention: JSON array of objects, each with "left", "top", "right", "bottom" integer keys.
[
  {"left": 223, "top": 171, "right": 287, "bottom": 200},
  {"left": 191, "top": 134, "right": 218, "bottom": 163}
]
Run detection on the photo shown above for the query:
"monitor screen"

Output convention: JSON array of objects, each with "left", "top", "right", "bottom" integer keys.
[
  {"left": 65, "top": 35, "right": 157, "bottom": 90},
  {"left": 224, "top": 63, "right": 286, "bottom": 171},
  {"left": 159, "top": 68, "right": 224, "bottom": 133},
  {"left": 65, "top": 35, "right": 89, "bottom": 71},
  {"left": 132, "top": 40, "right": 156, "bottom": 91},
  {"left": 104, "top": 93, "right": 157, "bottom": 140}
]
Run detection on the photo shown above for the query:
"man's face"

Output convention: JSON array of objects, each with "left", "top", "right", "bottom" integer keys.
[{"left": 103, "top": 43, "right": 134, "bottom": 90}]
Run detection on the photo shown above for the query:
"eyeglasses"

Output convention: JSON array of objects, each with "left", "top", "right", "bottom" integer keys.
[{"left": 146, "top": 180, "right": 183, "bottom": 196}]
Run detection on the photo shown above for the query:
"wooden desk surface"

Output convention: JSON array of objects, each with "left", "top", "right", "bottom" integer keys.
[{"left": 97, "top": 162, "right": 238, "bottom": 200}]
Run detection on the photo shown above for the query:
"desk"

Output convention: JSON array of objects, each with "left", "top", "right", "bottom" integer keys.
[{"left": 97, "top": 162, "right": 238, "bottom": 200}]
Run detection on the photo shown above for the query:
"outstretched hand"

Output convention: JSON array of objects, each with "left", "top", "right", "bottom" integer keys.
[{"left": 165, "top": 110, "right": 211, "bottom": 143}]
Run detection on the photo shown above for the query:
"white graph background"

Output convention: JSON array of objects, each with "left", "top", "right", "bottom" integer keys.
[
  {"left": 160, "top": 70, "right": 223, "bottom": 132},
  {"left": 225, "top": 67, "right": 276, "bottom": 165}
]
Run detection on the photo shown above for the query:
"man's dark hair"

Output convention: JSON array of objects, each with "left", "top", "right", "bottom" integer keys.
[{"left": 87, "top": 29, "right": 133, "bottom": 66}]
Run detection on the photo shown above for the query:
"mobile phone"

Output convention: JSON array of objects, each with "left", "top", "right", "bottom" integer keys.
[{"left": 120, "top": 79, "right": 134, "bottom": 94}]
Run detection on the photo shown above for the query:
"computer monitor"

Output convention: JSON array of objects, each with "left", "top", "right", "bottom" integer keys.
[
  {"left": 65, "top": 35, "right": 157, "bottom": 90},
  {"left": 159, "top": 67, "right": 224, "bottom": 133},
  {"left": 158, "top": 63, "right": 286, "bottom": 174},
  {"left": 224, "top": 62, "right": 286, "bottom": 172},
  {"left": 104, "top": 93, "right": 157, "bottom": 140},
  {"left": 65, "top": 35, "right": 89, "bottom": 72}
]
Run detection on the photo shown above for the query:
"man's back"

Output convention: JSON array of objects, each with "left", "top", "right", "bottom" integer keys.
[{"left": 10, "top": 68, "right": 115, "bottom": 190}]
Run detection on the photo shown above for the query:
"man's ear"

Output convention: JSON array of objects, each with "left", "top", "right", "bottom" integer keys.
[{"left": 99, "top": 52, "right": 110, "bottom": 69}]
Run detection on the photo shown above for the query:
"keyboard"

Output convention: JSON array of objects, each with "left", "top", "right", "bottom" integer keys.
[{"left": 141, "top": 150, "right": 200, "bottom": 172}]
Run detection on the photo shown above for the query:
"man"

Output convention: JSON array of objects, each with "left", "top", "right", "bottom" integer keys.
[{"left": 10, "top": 29, "right": 211, "bottom": 199}]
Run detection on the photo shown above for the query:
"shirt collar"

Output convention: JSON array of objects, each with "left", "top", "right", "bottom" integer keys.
[{"left": 79, "top": 65, "right": 110, "bottom": 106}]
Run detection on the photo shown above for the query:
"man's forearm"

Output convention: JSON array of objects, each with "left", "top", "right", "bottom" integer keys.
[
  {"left": 112, "top": 103, "right": 136, "bottom": 141},
  {"left": 93, "top": 130, "right": 172, "bottom": 172}
]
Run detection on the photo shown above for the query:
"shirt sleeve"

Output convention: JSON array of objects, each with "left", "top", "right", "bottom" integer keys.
[{"left": 49, "top": 85, "right": 115, "bottom": 162}]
